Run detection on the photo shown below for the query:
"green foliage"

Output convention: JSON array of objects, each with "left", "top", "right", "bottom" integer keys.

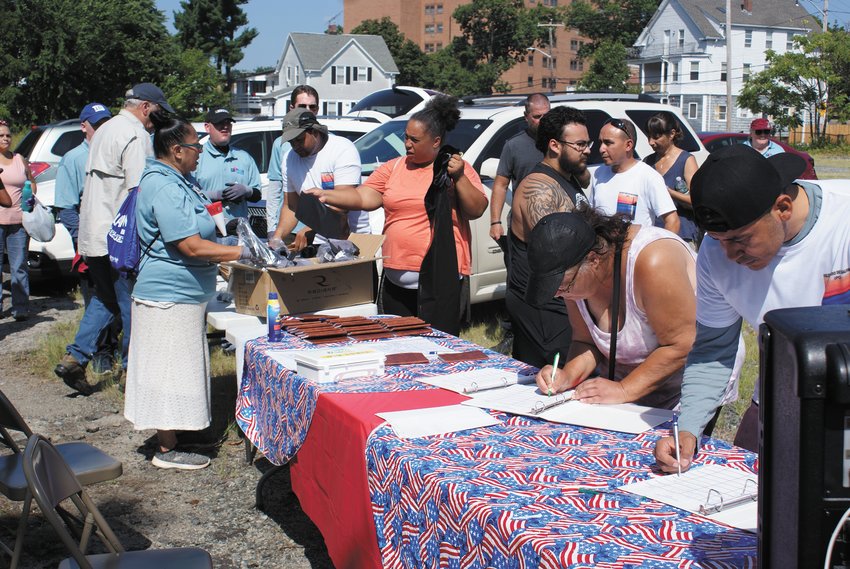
[
  {"left": 419, "top": 41, "right": 507, "bottom": 95},
  {"left": 351, "top": 18, "right": 428, "bottom": 86},
  {"left": 162, "top": 49, "right": 231, "bottom": 119},
  {"left": 174, "top": 0, "right": 258, "bottom": 87},
  {"left": 0, "top": 0, "right": 178, "bottom": 125},
  {"left": 453, "top": 0, "right": 556, "bottom": 64},
  {"left": 576, "top": 40, "right": 635, "bottom": 92},
  {"left": 739, "top": 30, "right": 850, "bottom": 142},
  {"left": 565, "top": 0, "right": 660, "bottom": 50}
]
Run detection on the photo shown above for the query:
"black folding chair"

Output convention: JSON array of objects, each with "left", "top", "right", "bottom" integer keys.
[
  {"left": 23, "top": 434, "right": 213, "bottom": 569},
  {"left": 0, "top": 389, "right": 122, "bottom": 568}
]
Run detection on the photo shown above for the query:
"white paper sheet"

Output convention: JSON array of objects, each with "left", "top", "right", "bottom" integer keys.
[
  {"left": 415, "top": 368, "right": 535, "bottom": 394},
  {"left": 377, "top": 405, "right": 502, "bottom": 438},
  {"left": 619, "top": 464, "right": 758, "bottom": 532},
  {"left": 461, "top": 382, "right": 674, "bottom": 434}
]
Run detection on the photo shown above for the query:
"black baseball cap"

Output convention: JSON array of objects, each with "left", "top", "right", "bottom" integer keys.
[
  {"left": 525, "top": 212, "right": 597, "bottom": 307},
  {"left": 205, "top": 108, "right": 234, "bottom": 123},
  {"left": 691, "top": 144, "right": 807, "bottom": 232}
]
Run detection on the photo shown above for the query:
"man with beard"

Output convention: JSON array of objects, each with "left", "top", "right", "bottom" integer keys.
[
  {"left": 505, "top": 106, "right": 591, "bottom": 368},
  {"left": 269, "top": 108, "right": 367, "bottom": 250}
]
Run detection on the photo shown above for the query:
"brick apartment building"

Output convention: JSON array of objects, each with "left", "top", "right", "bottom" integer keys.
[{"left": 344, "top": 0, "right": 588, "bottom": 93}]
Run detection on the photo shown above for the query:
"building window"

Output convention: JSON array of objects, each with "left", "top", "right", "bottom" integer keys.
[
  {"left": 672, "top": 62, "right": 679, "bottom": 82},
  {"left": 425, "top": 23, "right": 435, "bottom": 34},
  {"left": 716, "top": 105, "right": 727, "bottom": 121},
  {"left": 436, "top": 22, "right": 443, "bottom": 33},
  {"left": 766, "top": 31, "right": 773, "bottom": 49},
  {"left": 332, "top": 65, "right": 350, "bottom": 85},
  {"left": 690, "top": 61, "right": 699, "bottom": 81},
  {"left": 528, "top": 76, "right": 534, "bottom": 87},
  {"left": 570, "top": 59, "right": 583, "bottom": 71},
  {"left": 542, "top": 0, "right": 558, "bottom": 5},
  {"left": 436, "top": 42, "right": 443, "bottom": 50},
  {"left": 678, "top": 29, "right": 685, "bottom": 48},
  {"left": 787, "top": 34, "right": 794, "bottom": 50},
  {"left": 425, "top": 43, "right": 435, "bottom": 53},
  {"left": 528, "top": 54, "right": 534, "bottom": 67},
  {"left": 721, "top": 62, "right": 727, "bottom": 82},
  {"left": 737, "top": 106, "right": 752, "bottom": 119},
  {"left": 355, "top": 66, "right": 371, "bottom": 82},
  {"left": 436, "top": 4, "right": 443, "bottom": 14},
  {"left": 285, "top": 65, "right": 292, "bottom": 86},
  {"left": 743, "top": 63, "right": 751, "bottom": 82},
  {"left": 294, "top": 67, "right": 299, "bottom": 84},
  {"left": 323, "top": 101, "right": 344, "bottom": 116},
  {"left": 570, "top": 39, "right": 580, "bottom": 51},
  {"left": 425, "top": 4, "right": 434, "bottom": 15},
  {"left": 548, "top": 57, "right": 557, "bottom": 69},
  {"left": 688, "top": 102, "right": 698, "bottom": 119},
  {"left": 745, "top": 29, "right": 752, "bottom": 48},
  {"left": 542, "top": 77, "right": 557, "bottom": 89}
]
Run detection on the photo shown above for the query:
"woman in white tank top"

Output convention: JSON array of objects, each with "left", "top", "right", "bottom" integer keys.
[{"left": 526, "top": 208, "right": 699, "bottom": 410}]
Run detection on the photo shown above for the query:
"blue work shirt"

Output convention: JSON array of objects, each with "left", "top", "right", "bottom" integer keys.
[
  {"left": 267, "top": 136, "right": 291, "bottom": 183},
  {"left": 54, "top": 140, "right": 89, "bottom": 209},
  {"left": 194, "top": 140, "right": 261, "bottom": 221},
  {"left": 134, "top": 159, "right": 218, "bottom": 304},
  {"left": 743, "top": 138, "right": 784, "bottom": 158}
]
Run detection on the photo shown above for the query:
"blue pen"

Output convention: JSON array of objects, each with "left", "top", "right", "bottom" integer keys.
[{"left": 672, "top": 414, "right": 682, "bottom": 477}]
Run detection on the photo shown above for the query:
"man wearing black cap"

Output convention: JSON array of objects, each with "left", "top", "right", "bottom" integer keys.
[
  {"left": 655, "top": 144, "right": 850, "bottom": 472},
  {"left": 194, "top": 108, "right": 261, "bottom": 234},
  {"left": 55, "top": 83, "right": 174, "bottom": 394},
  {"left": 269, "top": 107, "right": 366, "bottom": 250},
  {"left": 505, "top": 106, "right": 591, "bottom": 368}
]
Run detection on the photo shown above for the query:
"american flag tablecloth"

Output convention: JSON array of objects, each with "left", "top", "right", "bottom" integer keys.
[{"left": 366, "top": 415, "right": 757, "bottom": 569}]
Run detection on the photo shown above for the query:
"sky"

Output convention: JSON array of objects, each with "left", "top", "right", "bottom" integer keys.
[
  {"left": 155, "top": 0, "right": 344, "bottom": 71},
  {"left": 153, "top": 0, "right": 850, "bottom": 72}
]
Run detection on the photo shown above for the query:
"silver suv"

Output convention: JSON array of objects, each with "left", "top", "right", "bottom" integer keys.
[{"left": 354, "top": 94, "right": 708, "bottom": 305}]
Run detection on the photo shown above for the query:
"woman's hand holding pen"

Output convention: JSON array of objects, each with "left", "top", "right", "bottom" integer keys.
[
  {"left": 536, "top": 364, "right": 575, "bottom": 395},
  {"left": 654, "top": 431, "right": 698, "bottom": 474}
]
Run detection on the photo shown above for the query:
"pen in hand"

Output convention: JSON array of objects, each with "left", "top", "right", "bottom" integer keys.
[
  {"left": 672, "top": 414, "right": 682, "bottom": 477},
  {"left": 549, "top": 353, "right": 559, "bottom": 397}
]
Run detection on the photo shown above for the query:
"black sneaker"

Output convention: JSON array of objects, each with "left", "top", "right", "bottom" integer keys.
[
  {"left": 152, "top": 450, "right": 211, "bottom": 470},
  {"left": 54, "top": 354, "right": 93, "bottom": 395}
]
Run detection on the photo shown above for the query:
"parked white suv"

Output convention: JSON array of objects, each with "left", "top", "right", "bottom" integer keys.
[{"left": 353, "top": 94, "right": 708, "bottom": 305}]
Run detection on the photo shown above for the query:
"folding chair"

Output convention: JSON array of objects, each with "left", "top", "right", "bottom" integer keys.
[
  {"left": 0, "top": 389, "right": 122, "bottom": 568},
  {"left": 23, "top": 434, "right": 213, "bottom": 569}
]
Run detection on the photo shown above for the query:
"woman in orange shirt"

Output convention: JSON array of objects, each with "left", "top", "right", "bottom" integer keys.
[{"left": 306, "top": 95, "right": 487, "bottom": 335}]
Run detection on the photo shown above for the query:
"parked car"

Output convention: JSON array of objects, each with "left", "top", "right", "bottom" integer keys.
[
  {"left": 698, "top": 132, "right": 817, "bottom": 179},
  {"left": 14, "top": 119, "right": 84, "bottom": 182},
  {"left": 354, "top": 95, "right": 709, "bottom": 305}
]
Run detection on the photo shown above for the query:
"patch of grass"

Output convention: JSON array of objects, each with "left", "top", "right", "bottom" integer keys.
[
  {"left": 712, "top": 324, "right": 758, "bottom": 443},
  {"left": 30, "top": 288, "right": 84, "bottom": 377},
  {"left": 210, "top": 345, "right": 237, "bottom": 378},
  {"left": 461, "top": 300, "right": 510, "bottom": 353}
]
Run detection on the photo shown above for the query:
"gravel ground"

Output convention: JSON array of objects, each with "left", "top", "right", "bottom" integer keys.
[{"left": 0, "top": 279, "right": 334, "bottom": 568}]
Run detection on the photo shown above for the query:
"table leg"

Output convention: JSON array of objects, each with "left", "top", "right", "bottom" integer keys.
[{"left": 255, "top": 464, "right": 284, "bottom": 510}]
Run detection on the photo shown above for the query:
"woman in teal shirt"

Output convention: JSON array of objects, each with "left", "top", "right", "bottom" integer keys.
[{"left": 125, "top": 114, "right": 253, "bottom": 471}]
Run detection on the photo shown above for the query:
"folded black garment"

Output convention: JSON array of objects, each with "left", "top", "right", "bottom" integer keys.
[{"left": 295, "top": 192, "right": 349, "bottom": 240}]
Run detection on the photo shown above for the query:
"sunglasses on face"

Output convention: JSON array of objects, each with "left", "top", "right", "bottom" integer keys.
[
  {"left": 296, "top": 103, "right": 319, "bottom": 112},
  {"left": 753, "top": 129, "right": 770, "bottom": 135},
  {"left": 604, "top": 118, "right": 633, "bottom": 142},
  {"left": 178, "top": 142, "right": 203, "bottom": 152}
]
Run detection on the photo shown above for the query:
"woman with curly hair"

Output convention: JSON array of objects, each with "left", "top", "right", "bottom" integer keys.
[{"left": 306, "top": 95, "right": 488, "bottom": 335}]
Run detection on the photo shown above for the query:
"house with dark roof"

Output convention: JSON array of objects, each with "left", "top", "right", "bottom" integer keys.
[
  {"left": 253, "top": 32, "right": 399, "bottom": 117},
  {"left": 631, "top": 0, "right": 818, "bottom": 132}
]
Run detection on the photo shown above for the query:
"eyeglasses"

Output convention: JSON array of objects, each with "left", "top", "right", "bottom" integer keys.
[
  {"left": 753, "top": 129, "right": 771, "bottom": 135},
  {"left": 559, "top": 139, "right": 593, "bottom": 152},
  {"left": 178, "top": 142, "right": 203, "bottom": 152},
  {"left": 557, "top": 264, "right": 583, "bottom": 296},
  {"left": 296, "top": 103, "right": 319, "bottom": 112},
  {"left": 604, "top": 118, "right": 634, "bottom": 142}
]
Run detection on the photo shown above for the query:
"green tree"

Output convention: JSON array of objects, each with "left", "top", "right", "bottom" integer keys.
[
  {"left": 576, "top": 40, "right": 637, "bottom": 92},
  {"left": 174, "top": 0, "right": 258, "bottom": 89},
  {"left": 0, "top": 0, "right": 177, "bottom": 125},
  {"left": 351, "top": 18, "right": 428, "bottom": 86},
  {"left": 739, "top": 30, "right": 850, "bottom": 142},
  {"left": 161, "top": 49, "right": 231, "bottom": 119}
]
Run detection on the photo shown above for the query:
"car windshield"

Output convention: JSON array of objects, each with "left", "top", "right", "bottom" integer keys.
[
  {"left": 14, "top": 127, "right": 44, "bottom": 158},
  {"left": 356, "top": 118, "right": 492, "bottom": 175},
  {"left": 350, "top": 89, "right": 432, "bottom": 118}
]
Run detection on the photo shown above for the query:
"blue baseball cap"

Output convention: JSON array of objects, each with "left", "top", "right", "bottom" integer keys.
[
  {"left": 80, "top": 103, "right": 112, "bottom": 126},
  {"left": 126, "top": 82, "right": 176, "bottom": 114}
]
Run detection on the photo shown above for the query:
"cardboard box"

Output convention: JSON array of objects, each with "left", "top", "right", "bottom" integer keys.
[{"left": 228, "top": 234, "right": 384, "bottom": 317}]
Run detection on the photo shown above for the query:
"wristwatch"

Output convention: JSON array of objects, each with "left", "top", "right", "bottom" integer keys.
[{"left": 490, "top": 221, "right": 502, "bottom": 226}]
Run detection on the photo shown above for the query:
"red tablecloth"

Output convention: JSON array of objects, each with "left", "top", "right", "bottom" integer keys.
[{"left": 290, "top": 389, "right": 468, "bottom": 569}]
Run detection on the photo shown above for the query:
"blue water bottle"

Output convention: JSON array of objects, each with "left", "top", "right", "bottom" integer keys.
[
  {"left": 20, "top": 180, "right": 33, "bottom": 212},
  {"left": 267, "top": 292, "right": 281, "bottom": 342}
]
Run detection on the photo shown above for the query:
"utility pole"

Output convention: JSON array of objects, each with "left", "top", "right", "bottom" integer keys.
[
  {"left": 726, "top": 0, "right": 733, "bottom": 131},
  {"left": 538, "top": 22, "right": 563, "bottom": 91}
]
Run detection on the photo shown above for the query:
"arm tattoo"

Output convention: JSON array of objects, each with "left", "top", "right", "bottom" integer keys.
[{"left": 521, "top": 175, "right": 576, "bottom": 228}]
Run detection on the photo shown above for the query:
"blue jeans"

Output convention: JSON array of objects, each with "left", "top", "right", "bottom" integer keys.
[
  {"left": 0, "top": 224, "right": 30, "bottom": 317},
  {"left": 67, "top": 255, "right": 133, "bottom": 368}
]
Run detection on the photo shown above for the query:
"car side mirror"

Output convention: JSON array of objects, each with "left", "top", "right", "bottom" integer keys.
[{"left": 479, "top": 158, "right": 499, "bottom": 180}]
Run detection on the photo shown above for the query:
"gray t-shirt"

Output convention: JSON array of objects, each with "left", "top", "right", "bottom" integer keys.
[{"left": 496, "top": 129, "right": 543, "bottom": 187}]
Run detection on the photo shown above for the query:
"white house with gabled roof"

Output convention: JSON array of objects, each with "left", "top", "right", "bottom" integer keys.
[
  {"left": 630, "top": 0, "right": 818, "bottom": 133},
  {"left": 256, "top": 32, "right": 399, "bottom": 117}
]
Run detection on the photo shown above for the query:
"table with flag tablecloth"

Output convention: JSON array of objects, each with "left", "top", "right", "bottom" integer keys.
[{"left": 236, "top": 330, "right": 757, "bottom": 569}]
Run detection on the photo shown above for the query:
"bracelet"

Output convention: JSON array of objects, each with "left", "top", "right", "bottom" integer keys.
[{"left": 490, "top": 221, "right": 502, "bottom": 226}]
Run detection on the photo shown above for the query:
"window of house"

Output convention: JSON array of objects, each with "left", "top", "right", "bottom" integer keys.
[
  {"left": 285, "top": 65, "right": 292, "bottom": 86},
  {"left": 528, "top": 54, "right": 534, "bottom": 67},
  {"left": 528, "top": 76, "right": 534, "bottom": 87},
  {"left": 570, "top": 59, "right": 583, "bottom": 71},
  {"left": 688, "top": 102, "right": 698, "bottom": 118},
  {"left": 690, "top": 61, "right": 699, "bottom": 81},
  {"left": 425, "top": 4, "right": 434, "bottom": 15},
  {"left": 721, "top": 62, "right": 727, "bottom": 82},
  {"left": 672, "top": 62, "right": 679, "bottom": 82},
  {"left": 745, "top": 29, "right": 752, "bottom": 48},
  {"left": 436, "top": 42, "right": 443, "bottom": 50},
  {"left": 549, "top": 57, "right": 557, "bottom": 69},
  {"left": 436, "top": 4, "right": 443, "bottom": 13},
  {"left": 425, "top": 43, "right": 435, "bottom": 53},
  {"left": 678, "top": 29, "right": 685, "bottom": 48},
  {"left": 323, "top": 101, "right": 344, "bottom": 116},
  {"left": 743, "top": 63, "right": 751, "bottom": 82},
  {"left": 571, "top": 39, "right": 579, "bottom": 51},
  {"left": 332, "top": 65, "right": 350, "bottom": 85},
  {"left": 355, "top": 66, "right": 371, "bottom": 82},
  {"left": 717, "top": 105, "right": 727, "bottom": 121},
  {"left": 294, "top": 67, "right": 299, "bottom": 84},
  {"left": 786, "top": 34, "right": 794, "bottom": 50},
  {"left": 766, "top": 31, "right": 773, "bottom": 49},
  {"left": 542, "top": 0, "right": 558, "bottom": 5},
  {"left": 737, "top": 106, "right": 752, "bottom": 118},
  {"left": 436, "top": 22, "right": 443, "bottom": 33},
  {"left": 425, "top": 23, "right": 435, "bottom": 34}
]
